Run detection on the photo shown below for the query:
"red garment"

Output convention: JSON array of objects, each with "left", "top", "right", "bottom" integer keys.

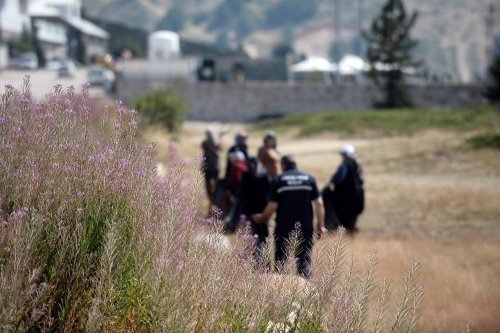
[{"left": 227, "top": 160, "right": 248, "bottom": 194}]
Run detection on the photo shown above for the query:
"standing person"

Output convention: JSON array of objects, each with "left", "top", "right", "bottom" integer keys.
[
  {"left": 326, "top": 145, "right": 364, "bottom": 234},
  {"left": 222, "top": 132, "right": 249, "bottom": 225},
  {"left": 253, "top": 156, "right": 325, "bottom": 279},
  {"left": 225, "top": 151, "right": 248, "bottom": 232},
  {"left": 241, "top": 157, "right": 271, "bottom": 262},
  {"left": 201, "top": 130, "right": 221, "bottom": 215},
  {"left": 225, "top": 132, "right": 249, "bottom": 181},
  {"left": 257, "top": 131, "right": 281, "bottom": 179}
]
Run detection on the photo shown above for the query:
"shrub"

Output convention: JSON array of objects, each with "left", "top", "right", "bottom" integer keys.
[
  {"left": 133, "top": 89, "right": 187, "bottom": 133},
  {"left": 0, "top": 78, "right": 423, "bottom": 332},
  {"left": 466, "top": 132, "right": 500, "bottom": 150},
  {"left": 484, "top": 55, "right": 500, "bottom": 106}
]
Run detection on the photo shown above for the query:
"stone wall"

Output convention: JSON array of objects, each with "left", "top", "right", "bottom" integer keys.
[{"left": 116, "top": 80, "right": 486, "bottom": 123}]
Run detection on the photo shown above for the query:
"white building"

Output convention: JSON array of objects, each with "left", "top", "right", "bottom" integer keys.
[
  {"left": 30, "top": 0, "right": 109, "bottom": 63},
  {"left": 148, "top": 31, "right": 181, "bottom": 61},
  {"left": 0, "top": 0, "right": 30, "bottom": 68},
  {"left": 29, "top": 3, "right": 66, "bottom": 59},
  {"left": 0, "top": 0, "right": 30, "bottom": 40},
  {"left": 0, "top": 0, "right": 108, "bottom": 64}
]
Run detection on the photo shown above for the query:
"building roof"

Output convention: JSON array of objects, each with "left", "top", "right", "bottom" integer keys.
[
  {"left": 149, "top": 30, "right": 180, "bottom": 40},
  {"left": 29, "top": 2, "right": 108, "bottom": 40},
  {"left": 29, "top": 4, "right": 60, "bottom": 17},
  {"left": 65, "top": 17, "right": 109, "bottom": 39}
]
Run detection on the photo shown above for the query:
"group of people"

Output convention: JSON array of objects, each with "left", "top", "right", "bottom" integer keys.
[{"left": 201, "top": 130, "right": 364, "bottom": 279}]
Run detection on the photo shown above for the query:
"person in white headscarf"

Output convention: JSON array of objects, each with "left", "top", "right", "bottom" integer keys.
[{"left": 324, "top": 145, "right": 365, "bottom": 234}]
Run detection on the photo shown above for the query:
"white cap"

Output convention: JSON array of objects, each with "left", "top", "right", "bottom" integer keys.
[
  {"left": 230, "top": 151, "right": 246, "bottom": 162},
  {"left": 340, "top": 145, "right": 356, "bottom": 158}
]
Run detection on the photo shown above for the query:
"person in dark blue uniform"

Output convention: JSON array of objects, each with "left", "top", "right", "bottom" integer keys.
[{"left": 253, "top": 156, "right": 325, "bottom": 279}]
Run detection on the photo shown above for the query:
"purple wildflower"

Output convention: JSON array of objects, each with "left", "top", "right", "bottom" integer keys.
[
  {"left": 12, "top": 126, "right": 22, "bottom": 136},
  {"left": 10, "top": 207, "right": 28, "bottom": 219}
]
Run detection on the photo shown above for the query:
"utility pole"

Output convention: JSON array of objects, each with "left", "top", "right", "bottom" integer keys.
[
  {"left": 355, "top": 0, "right": 365, "bottom": 56},
  {"left": 333, "top": 0, "right": 341, "bottom": 62},
  {"left": 486, "top": 2, "right": 496, "bottom": 63}
]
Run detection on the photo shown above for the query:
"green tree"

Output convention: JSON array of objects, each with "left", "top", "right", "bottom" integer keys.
[
  {"left": 133, "top": 90, "right": 187, "bottom": 133},
  {"left": 484, "top": 55, "right": 500, "bottom": 105},
  {"left": 363, "top": 0, "right": 420, "bottom": 108}
]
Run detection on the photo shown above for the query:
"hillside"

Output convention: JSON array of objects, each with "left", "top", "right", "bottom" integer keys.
[{"left": 83, "top": 0, "right": 499, "bottom": 83}]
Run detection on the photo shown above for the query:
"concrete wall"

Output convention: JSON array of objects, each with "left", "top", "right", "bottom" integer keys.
[{"left": 116, "top": 80, "right": 486, "bottom": 123}]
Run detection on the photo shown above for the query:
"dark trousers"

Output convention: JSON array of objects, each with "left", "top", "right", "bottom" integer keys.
[
  {"left": 322, "top": 188, "right": 359, "bottom": 232},
  {"left": 274, "top": 230, "right": 314, "bottom": 279},
  {"left": 337, "top": 211, "right": 358, "bottom": 232},
  {"left": 251, "top": 221, "right": 269, "bottom": 265}
]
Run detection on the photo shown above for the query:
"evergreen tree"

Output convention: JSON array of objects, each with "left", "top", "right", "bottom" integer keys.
[
  {"left": 484, "top": 55, "right": 500, "bottom": 105},
  {"left": 363, "top": 0, "right": 420, "bottom": 108}
]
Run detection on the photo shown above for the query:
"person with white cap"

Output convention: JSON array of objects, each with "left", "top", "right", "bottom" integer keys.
[{"left": 324, "top": 144, "right": 365, "bottom": 234}]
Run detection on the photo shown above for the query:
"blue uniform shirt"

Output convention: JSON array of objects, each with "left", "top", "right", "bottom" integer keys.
[{"left": 269, "top": 169, "right": 320, "bottom": 234}]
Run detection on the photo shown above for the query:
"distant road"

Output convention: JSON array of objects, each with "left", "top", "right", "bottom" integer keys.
[{"left": 0, "top": 68, "right": 107, "bottom": 100}]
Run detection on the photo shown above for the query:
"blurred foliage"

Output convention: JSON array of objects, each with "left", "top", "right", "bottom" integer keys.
[
  {"left": 133, "top": 90, "right": 187, "bottom": 133},
  {"left": 467, "top": 133, "right": 500, "bottom": 150},
  {"left": 87, "top": 18, "right": 148, "bottom": 57},
  {"left": 363, "top": 0, "right": 421, "bottom": 108},
  {"left": 484, "top": 55, "right": 500, "bottom": 105},
  {"left": 255, "top": 107, "right": 499, "bottom": 137}
]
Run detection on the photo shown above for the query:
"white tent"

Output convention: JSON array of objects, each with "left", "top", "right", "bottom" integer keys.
[
  {"left": 338, "top": 54, "right": 368, "bottom": 76},
  {"left": 290, "top": 56, "right": 337, "bottom": 73},
  {"left": 373, "top": 62, "right": 417, "bottom": 75}
]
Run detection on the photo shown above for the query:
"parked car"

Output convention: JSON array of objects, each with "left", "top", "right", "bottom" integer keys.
[
  {"left": 88, "top": 66, "right": 115, "bottom": 91},
  {"left": 58, "top": 60, "right": 77, "bottom": 78},
  {"left": 17, "top": 52, "right": 38, "bottom": 70},
  {"left": 45, "top": 59, "right": 63, "bottom": 71}
]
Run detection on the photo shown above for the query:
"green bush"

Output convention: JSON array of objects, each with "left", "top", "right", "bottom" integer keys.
[
  {"left": 133, "top": 90, "right": 187, "bottom": 133},
  {"left": 466, "top": 133, "right": 500, "bottom": 149},
  {"left": 484, "top": 55, "right": 500, "bottom": 105}
]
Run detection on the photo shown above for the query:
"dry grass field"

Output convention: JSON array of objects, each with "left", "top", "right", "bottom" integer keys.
[{"left": 143, "top": 121, "right": 500, "bottom": 332}]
